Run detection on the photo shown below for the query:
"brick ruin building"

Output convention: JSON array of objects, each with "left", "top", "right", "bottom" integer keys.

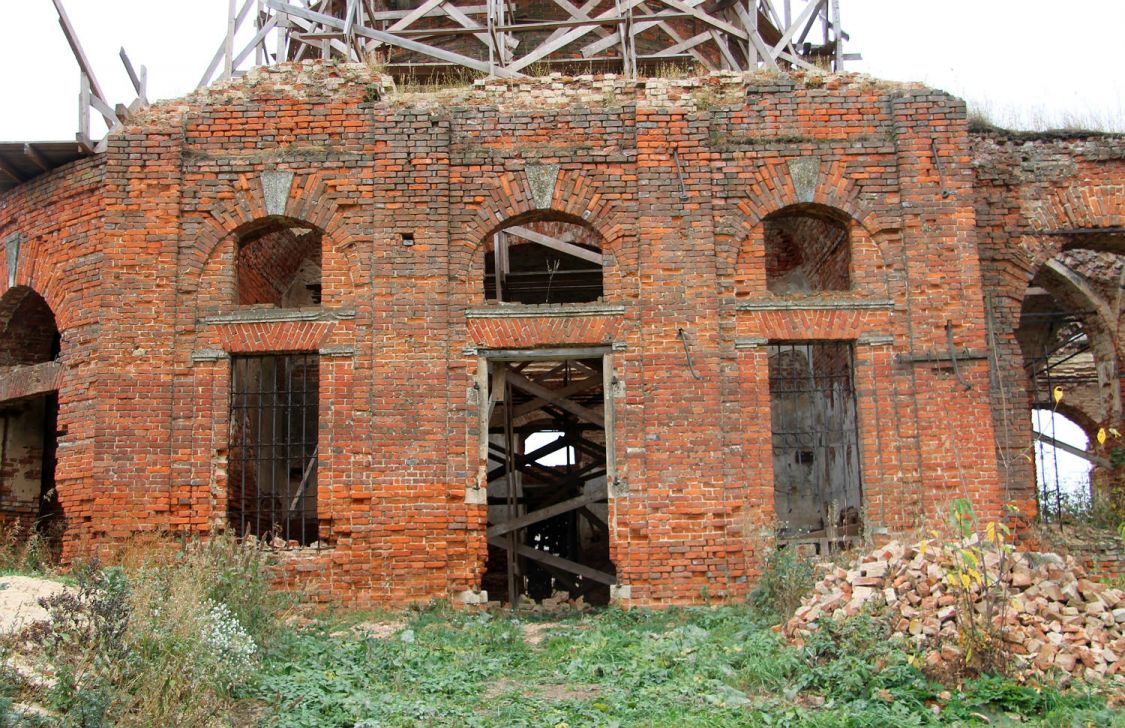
[{"left": 0, "top": 60, "right": 1122, "bottom": 606}]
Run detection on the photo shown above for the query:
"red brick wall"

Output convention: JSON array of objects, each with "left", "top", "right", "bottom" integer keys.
[
  {"left": 972, "top": 132, "right": 1125, "bottom": 518},
  {"left": 4, "top": 65, "right": 1102, "bottom": 607}
]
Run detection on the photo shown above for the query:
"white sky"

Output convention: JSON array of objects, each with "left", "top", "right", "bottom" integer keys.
[
  {"left": 2, "top": 1, "right": 1123, "bottom": 140},
  {"left": 1032, "top": 409, "right": 1092, "bottom": 500}
]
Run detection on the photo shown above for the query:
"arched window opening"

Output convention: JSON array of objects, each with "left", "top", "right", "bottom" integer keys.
[
  {"left": 764, "top": 206, "right": 851, "bottom": 294},
  {"left": 484, "top": 220, "right": 603, "bottom": 304},
  {"left": 0, "top": 287, "right": 64, "bottom": 557},
  {"left": 236, "top": 218, "right": 323, "bottom": 308}
]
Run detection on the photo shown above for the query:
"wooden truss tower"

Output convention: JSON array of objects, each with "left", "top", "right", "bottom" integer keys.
[{"left": 200, "top": 0, "right": 856, "bottom": 85}]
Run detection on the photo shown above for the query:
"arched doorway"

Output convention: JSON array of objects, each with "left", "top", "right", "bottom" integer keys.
[{"left": 0, "top": 286, "right": 64, "bottom": 557}]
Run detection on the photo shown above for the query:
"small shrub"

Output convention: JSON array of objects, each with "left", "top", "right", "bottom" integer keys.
[
  {"left": 750, "top": 547, "right": 816, "bottom": 619},
  {"left": 17, "top": 534, "right": 286, "bottom": 726},
  {"left": 0, "top": 521, "right": 57, "bottom": 574}
]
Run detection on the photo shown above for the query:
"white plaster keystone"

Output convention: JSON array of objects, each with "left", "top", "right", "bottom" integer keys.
[
  {"left": 787, "top": 157, "right": 820, "bottom": 204},
  {"left": 261, "top": 171, "right": 295, "bottom": 217},
  {"left": 526, "top": 164, "right": 560, "bottom": 209}
]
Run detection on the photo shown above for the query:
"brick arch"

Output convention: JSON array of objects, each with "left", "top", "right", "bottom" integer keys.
[
  {"left": 182, "top": 171, "right": 362, "bottom": 296},
  {"left": 0, "top": 236, "right": 80, "bottom": 336},
  {"left": 0, "top": 286, "right": 59, "bottom": 366},
  {"left": 716, "top": 158, "right": 898, "bottom": 288},
  {"left": 450, "top": 167, "right": 638, "bottom": 289}
]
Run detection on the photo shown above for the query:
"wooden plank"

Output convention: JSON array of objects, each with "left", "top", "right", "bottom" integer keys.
[
  {"left": 387, "top": 0, "right": 445, "bottom": 32},
  {"left": 51, "top": 0, "right": 116, "bottom": 126},
  {"left": 199, "top": 0, "right": 256, "bottom": 87},
  {"left": 268, "top": 0, "right": 521, "bottom": 77},
  {"left": 233, "top": 15, "right": 280, "bottom": 68},
  {"left": 439, "top": 2, "right": 493, "bottom": 49},
  {"left": 507, "top": 375, "right": 601, "bottom": 421},
  {"left": 487, "top": 484, "right": 607, "bottom": 538},
  {"left": 769, "top": 0, "right": 821, "bottom": 55},
  {"left": 22, "top": 145, "right": 50, "bottom": 173},
  {"left": 0, "top": 158, "right": 25, "bottom": 183},
  {"left": 734, "top": 3, "right": 780, "bottom": 70},
  {"left": 507, "top": 0, "right": 648, "bottom": 72},
  {"left": 658, "top": 0, "right": 747, "bottom": 40},
  {"left": 489, "top": 538, "right": 617, "bottom": 585},
  {"left": 506, "top": 368, "right": 605, "bottom": 428},
  {"left": 505, "top": 226, "right": 604, "bottom": 265},
  {"left": 1033, "top": 432, "right": 1110, "bottom": 469},
  {"left": 580, "top": 0, "right": 704, "bottom": 58}
]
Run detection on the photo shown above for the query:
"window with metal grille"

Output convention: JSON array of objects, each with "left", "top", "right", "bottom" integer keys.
[
  {"left": 767, "top": 342, "right": 862, "bottom": 552},
  {"left": 228, "top": 353, "right": 320, "bottom": 546}
]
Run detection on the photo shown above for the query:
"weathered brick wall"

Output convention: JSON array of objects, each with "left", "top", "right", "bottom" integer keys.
[
  {"left": 3, "top": 64, "right": 1091, "bottom": 607},
  {"left": 0, "top": 156, "right": 105, "bottom": 548},
  {"left": 972, "top": 132, "right": 1125, "bottom": 514}
]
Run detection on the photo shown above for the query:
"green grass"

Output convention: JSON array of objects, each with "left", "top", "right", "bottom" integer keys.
[
  {"left": 2, "top": 530, "right": 1121, "bottom": 727},
  {"left": 245, "top": 606, "right": 1124, "bottom": 728}
]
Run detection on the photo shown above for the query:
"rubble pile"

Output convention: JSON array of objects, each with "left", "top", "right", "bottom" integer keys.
[{"left": 784, "top": 540, "right": 1125, "bottom": 682}]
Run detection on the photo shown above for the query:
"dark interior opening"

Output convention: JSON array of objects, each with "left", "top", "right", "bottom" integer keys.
[
  {"left": 236, "top": 219, "right": 323, "bottom": 308},
  {"left": 768, "top": 341, "right": 862, "bottom": 554},
  {"left": 0, "top": 287, "right": 64, "bottom": 556},
  {"left": 228, "top": 353, "right": 321, "bottom": 546},
  {"left": 764, "top": 206, "right": 851, "bottom": 294},
  {"left": 484, "top": 220, "right": 604, "bottom": 304},
  {"left": 481, "top": 356, "right": 614, "bottom": 606}
]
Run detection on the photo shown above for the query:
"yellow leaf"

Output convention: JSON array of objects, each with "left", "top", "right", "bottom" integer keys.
[
  {"left": 985, "top": 522, "right": 997, "bottom": 542},
  {"left": 960, "top": 549, "right": 978, "bottom": 567},
  {"left": 1052, "top": 386, "right": 1064, "bottom": 404},
  {"left": 960, "top": 573, "right": 971, "bottom": 588},
  {"left": 1111, "top": 427, "right": 1122, "bottom": 439},
  {"left": 1098, "top": 428, "right": 1108, "bottom": 445}
]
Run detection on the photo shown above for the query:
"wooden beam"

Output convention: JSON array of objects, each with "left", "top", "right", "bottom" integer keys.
[
  {"left": 22, "top": 145, "right": 50, "bottom": 173},
  {"left": 487, "top": 484, "right": 607, "bottom": 538},
  {"left": 505, "top": 226, "right": 604, "bottom": 265},
  {"left": 268, "top": 0, "right": 523, "bottom": 77},
  {"left": 0, "top": 158, "right": 25, "bottom": 183},
  {"left": 1033, "top": 431, "right": 1110, "bottom": 469},
  {"left": 51, "top": 0, "right": 117, "bottom": 127},
  {"left": 489, "top": 538, "right": 617, "bottom": 585},
  {"left": 505, "top": 368, "right": 605, "bottom": 427}
]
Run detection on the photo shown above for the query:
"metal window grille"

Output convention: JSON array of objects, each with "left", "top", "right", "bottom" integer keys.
[
  {"left": 229, "top": 353, "right": 320, "bottom": 546},
  {"left": 767, "top": 342, "right": 862, "bottom": 550}
]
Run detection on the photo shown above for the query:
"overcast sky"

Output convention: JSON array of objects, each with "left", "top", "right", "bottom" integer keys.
[{"left": 2, "top": 1, "right": 1122, "bottom": 140}]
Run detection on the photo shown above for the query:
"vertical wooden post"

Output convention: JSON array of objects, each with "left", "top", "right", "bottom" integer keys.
[{"left": 224, "top": 0, "right": 237, "bottom": 79}]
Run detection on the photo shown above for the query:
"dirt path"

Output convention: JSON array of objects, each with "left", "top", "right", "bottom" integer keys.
[{"left": 0, "top": 575, "right": 70, "bottom": 635}]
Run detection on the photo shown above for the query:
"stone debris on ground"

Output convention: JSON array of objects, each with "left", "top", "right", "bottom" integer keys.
[{"left": 783, "top": 540, "right": 1125, "bottom": 684}]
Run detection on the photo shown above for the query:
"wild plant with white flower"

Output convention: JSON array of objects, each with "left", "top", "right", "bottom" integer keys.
[{"left": 201, "top": 599, "right": 257, "bottom": 685}]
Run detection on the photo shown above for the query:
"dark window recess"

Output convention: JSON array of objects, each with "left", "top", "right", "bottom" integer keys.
[
  {"left": 764, "top": 206, "right": 851, "bottom": 294},
  {"left": 229, "top": 353, "right": 320, "bottom": 546},
  {"left": 236, "top": 219, "right": 323, "bottom": 308},
  {"left": 484, "top": 221, "right": 603, "bottom": 304},
  {"left": 767, "top": 342, "right": 862, "bottom": 553}
]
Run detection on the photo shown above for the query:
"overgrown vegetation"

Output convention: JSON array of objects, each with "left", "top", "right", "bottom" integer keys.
[
  {"left": 1, "top": 533, "right": 288, "bottom": 726},
  {"left": 0, "top": 527, "right": 1121, "bottom": 725}
]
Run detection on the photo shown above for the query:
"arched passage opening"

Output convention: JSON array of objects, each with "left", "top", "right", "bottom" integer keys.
[
  {"left": 1013, "top": 246, "right": 1123, "bottom": 520},
  {"left": 0, "top": 286, "right": 64, "bottom": 556},
  {"left": 235, "top": 216, "right": 323, "bottom": 308},
  {"left": 483, "top": 217, "right": 604, "bottom": 304},
  {"left": 764, "top": 204, "right": 851, "bottom": 294}
]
